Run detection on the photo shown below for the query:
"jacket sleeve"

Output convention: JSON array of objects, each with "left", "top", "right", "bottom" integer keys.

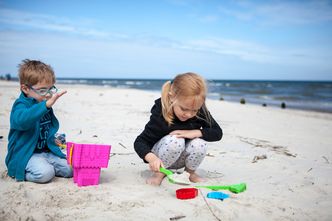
[
  {"left": 10, "top": 100, "right": 49, "bottom": 131},
  {"left": 134, "top": 101, "right": 168, "bottom": 160},
  {"left": 199, "top": 110, "right": 223, "bottom": 142}
]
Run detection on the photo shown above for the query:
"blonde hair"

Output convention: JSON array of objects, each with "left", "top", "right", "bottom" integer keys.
[
  {"left": 18, "top": 59, "right": 56, "bottom": 85},
  {"left": 161, "top": 72, "right": 211, "bottom": 125}
]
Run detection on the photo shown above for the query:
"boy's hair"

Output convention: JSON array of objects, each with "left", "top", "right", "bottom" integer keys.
[
  {"left": 161, "top": 72, "right": 211, "bottom": 125},
  {"left": 18, "top": 59, "right": 56, "bottom": 85}
]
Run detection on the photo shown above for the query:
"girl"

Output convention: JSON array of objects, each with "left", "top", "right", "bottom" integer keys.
[{"left": 134, "top": 72, "right": 222, "bottom": 185}]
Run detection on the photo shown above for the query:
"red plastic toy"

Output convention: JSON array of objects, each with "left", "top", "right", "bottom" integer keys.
[{"left": 176, "top": 188, "right": 198, "bottom": 200}]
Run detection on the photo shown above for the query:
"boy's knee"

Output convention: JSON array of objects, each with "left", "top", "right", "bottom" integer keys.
[{"left": 29, "top": 165, "right": 55, "bottom": 183}]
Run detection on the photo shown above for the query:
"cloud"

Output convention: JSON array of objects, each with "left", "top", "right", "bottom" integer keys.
[
  {"left": 0, "top": 6, "right": 326, "bottom": 67},
  {"left": 257, "top": 0, "right": 332, "bottom": 25},
  {"left": 198, "top": 14, "right": 219, "bottom": 23},
  {"left": 0, "top": 30, "right": 331, "bottom": 80},
  {"left": 185, "top": 38, "right": 273, "bottom": 62},
  {"left": 218, "top": 0, "right": 332, "bottom": 25},
  {"left": 0, "top": 6, "right": 331, "bottom": 78},
  {"left": 0, "top": 8, "right": 122, "bottom": 39}
]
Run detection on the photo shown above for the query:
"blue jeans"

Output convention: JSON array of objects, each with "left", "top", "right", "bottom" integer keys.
[{"left": 25, "top": 152, "right": 73, "bottom": 183}]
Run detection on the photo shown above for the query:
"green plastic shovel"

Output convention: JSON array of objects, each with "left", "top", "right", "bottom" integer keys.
[
  {"left": 195, "top": 183, "right": 247, "bottom": 193},
  {"left": 160, "top": 167, "right": 191, "bottom": 185}
]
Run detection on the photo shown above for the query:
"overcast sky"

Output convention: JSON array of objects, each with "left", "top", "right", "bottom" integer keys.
[{"left": 0, "top": 0, "right": 332, "bottom": 80}]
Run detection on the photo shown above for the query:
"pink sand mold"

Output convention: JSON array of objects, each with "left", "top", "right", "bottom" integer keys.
[{"left": 66, "top": 142, "right": 111, "bottom": 187}]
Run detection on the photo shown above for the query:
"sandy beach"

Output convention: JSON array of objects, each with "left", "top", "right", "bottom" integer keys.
[{"left": 0, "top": 80, "right": 331, "bottom": 221}]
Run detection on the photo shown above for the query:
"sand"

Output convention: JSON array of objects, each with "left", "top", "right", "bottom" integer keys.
[{"left": 0, "top": 80, "right": 331, "bottom": 221}]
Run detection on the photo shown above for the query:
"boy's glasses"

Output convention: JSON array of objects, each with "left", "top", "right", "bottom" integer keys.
[{"left": 27, "top": 85, "right": 58, "bottom": 96}]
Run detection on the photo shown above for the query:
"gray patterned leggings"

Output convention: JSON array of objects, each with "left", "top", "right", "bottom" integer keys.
[{"left": 152, "top": 135, "right": 207, "bottom": 171}]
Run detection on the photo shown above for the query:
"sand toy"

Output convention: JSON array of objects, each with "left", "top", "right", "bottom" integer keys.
[
  {"left": 176, "top": 188, "right": 198, "bottom": 200},
  {"left": 207, "top": 191, "right": 230, "bottom": 200},
  {"left": 67, "top": 142, "right": 111, "bottom": 187},
  {"left": 160, "top": 167, "right": 191, "bottom": 185},
  {"left": 195, "top": 183, "right": 247, "bottom": 193}
]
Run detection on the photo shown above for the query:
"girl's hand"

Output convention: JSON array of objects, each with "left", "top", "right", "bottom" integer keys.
[
  {"left": 46, "top": 90, "right": 67, "bottom": 108},
  {"left": 145, "top": 153, "right": 164, "bottom": 172},
  {"left": 170, "top": 129, "right": 202, "bottom": 139}
]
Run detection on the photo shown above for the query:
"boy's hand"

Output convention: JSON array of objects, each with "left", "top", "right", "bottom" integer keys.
[
  {"left": 170, "top": 129, "right": 202, "bottom": 139},
  {"left": 55, "top": 138, "right": 63, "bottom": 146},
  {"left": 46, "top": 90, "right": 67, "bottom": 108}
]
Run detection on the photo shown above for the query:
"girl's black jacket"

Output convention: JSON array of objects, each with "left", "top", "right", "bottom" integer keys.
[{"left": 134, "top": 98, "right": 222, "bottom": 161}]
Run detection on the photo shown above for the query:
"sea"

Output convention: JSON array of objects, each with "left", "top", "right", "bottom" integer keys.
[{"left": 56, "top": 78, "right": 332, "bottom": 113}]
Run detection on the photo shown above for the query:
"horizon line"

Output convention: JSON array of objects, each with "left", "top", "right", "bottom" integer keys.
[{"left": 4, "top": 77, "right": 332, "bottom": 83}]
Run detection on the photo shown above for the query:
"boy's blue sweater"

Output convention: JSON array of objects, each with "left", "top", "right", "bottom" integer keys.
[{"left": 5, "top": 92, "right": 66, "bottom": 181}]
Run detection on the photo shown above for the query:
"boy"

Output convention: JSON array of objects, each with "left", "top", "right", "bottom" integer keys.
[{"left": 5, "top": 59, "right": 73, "bottom": 183}]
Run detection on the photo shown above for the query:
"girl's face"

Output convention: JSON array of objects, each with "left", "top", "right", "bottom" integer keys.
[
  {"left": 172, "top": 96, "right": 203, "bottom": 122},
  {"left": 21, "top": 80, "right": 56, "bottom": 102}
]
